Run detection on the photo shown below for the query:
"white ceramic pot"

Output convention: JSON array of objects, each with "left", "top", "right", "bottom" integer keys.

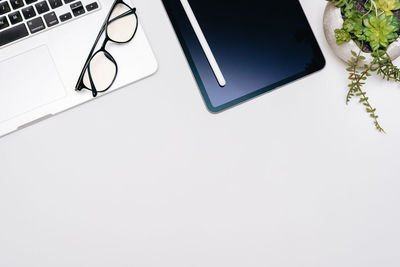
[{"left": 323, "top": 2, "right": 400, "bottom": 65}]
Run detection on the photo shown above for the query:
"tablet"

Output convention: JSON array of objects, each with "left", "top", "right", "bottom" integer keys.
[{"left": 162, "top": 0, "right": 326, "bottom": 112}]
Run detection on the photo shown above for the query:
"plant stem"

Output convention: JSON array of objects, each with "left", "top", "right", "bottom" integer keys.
[{"left": 346, "top": 49, "right": 385, "bottom": 132}]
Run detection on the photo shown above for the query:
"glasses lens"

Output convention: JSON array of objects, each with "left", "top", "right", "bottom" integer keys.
[
  {"left": 107, "top": 3, "right": 137, "bottom": 43},
  {"left": 83, "top": 51, "right": 117, "bottom": 92}
]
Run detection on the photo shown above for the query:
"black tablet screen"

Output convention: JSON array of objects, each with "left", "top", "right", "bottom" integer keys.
[{"left": 163, "top": 0, "right": 325, "bottom": 112}]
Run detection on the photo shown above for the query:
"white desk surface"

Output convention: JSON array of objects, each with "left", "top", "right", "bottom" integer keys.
[{"left": 1, "top": 0, "right": 400, "bottom": 266}]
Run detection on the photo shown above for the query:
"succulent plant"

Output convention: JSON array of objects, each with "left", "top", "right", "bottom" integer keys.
[
  {"left": 363, "top": 13, "right": 399, "bottom": 51},
  {"left": 343, "top": 12, "right": 365, "bottom": 40},
  {"left": 374, "top": 0, "right": 400, "bottom": 15},
  {"left": 326, "top": 0, "right": 400, "bottom": 132},
  {"left": 329, "top": 0, "right": 351, "bottom": 7},
  {"left": 335, "top": 28, "right": 352, "bottom": 44}
]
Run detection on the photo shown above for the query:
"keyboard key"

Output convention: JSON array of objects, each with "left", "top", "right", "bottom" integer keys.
[
  {"left": 48, "top": 0, "right": 63, "bottom": 9},
  {"left": 71, "top": 1, "right": 84, "bottom": 16},
  {"left": 59, "top": 12, "right": 71, "bottom": 22},
  {"left": 27, "top": 16, "right": 45, "bottom": 33},
  {"left": 25, "top": 0, "right": 38, "bottom": 4},
  {"left": 43, "top": 11, "right": 58, "bottom": 27},
  {"left": 10, "top": 0, "right": 24, "bottom": 10},
  {"left": 21, "top": 6, "right": 36, "bottom": 19},
  {"left": 0, "top": 23, "right": 28, "bottom": 47},
  {"left": 0, "top": 16, "right": 9, "bottom": 30},
  {"left": 0, "top": 2, "right": 11, "bottom": 15},
  {"left": 8, "top": 11, "right": 22, "bottom": 24},
  {"left": 35, "top": 1, "right": 49, "bottom": 14},
  {"left": 86, "top": 2, "right": 98, "bottom": 11},
  {"left": 64, "top": 0, "right": 75, "bottom": 3}
]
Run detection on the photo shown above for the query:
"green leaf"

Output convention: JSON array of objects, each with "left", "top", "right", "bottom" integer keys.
[
  {"left": 364, "top": 13, "right": 399, "bottom": 51},
  {"left": 335, "top": 28, "right": 352, "bottom": 45},
  {"left": 375, "top": 0, "right": 400, "bottom": 15}
]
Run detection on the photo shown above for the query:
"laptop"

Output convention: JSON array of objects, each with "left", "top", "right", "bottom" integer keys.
[{"left": 0, "top": 0, "right": 158, "bottom": 137}]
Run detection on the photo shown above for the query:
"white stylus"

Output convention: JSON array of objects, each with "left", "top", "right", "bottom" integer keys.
[{"left": 180, "top": 0, "right": 227, "bottom": 87}]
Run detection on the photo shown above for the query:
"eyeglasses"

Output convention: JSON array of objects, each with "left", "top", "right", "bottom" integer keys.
[{"left": 75, "top": 0, "right": 138, "bottom": 97}]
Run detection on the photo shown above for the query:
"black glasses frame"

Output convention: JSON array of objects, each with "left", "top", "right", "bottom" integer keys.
[{"left": 75, "top": 0, "right": 138, "bottom": 97}]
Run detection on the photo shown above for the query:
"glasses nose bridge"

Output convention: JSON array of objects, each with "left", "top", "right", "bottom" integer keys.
[{"left": 100, "top": 37, "right": 110, "bottom": 51}]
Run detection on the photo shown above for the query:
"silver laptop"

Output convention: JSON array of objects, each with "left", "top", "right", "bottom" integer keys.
[{"left": 0, "top": 0, "right": 158, "bottom": 137}]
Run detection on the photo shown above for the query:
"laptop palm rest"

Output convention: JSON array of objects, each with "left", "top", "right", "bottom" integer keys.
[{"left": 0, "top": 45, "right": 66, "bottom": 123}]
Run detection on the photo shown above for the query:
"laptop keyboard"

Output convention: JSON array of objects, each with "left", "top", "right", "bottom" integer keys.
[{"left": 0, "top": 0, "right": 100, "bottom": 48}]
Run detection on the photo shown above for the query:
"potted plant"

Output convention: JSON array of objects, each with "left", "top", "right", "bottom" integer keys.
[{"left": 323, "top": 0, "right": 400, "bottom": 132}]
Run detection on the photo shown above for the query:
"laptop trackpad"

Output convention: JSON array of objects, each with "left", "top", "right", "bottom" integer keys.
[{"left": 0, "top": 46, "right": 66, "bottom": 122}]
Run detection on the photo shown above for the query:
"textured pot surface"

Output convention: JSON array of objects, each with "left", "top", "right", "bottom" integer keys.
[{"left": 323, "top": 3, "right": 400, "bottom": 65}]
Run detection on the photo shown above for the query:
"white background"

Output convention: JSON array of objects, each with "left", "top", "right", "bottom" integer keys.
[{"left": 1, "top": 0, "right": 400, "bottom": 266}]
